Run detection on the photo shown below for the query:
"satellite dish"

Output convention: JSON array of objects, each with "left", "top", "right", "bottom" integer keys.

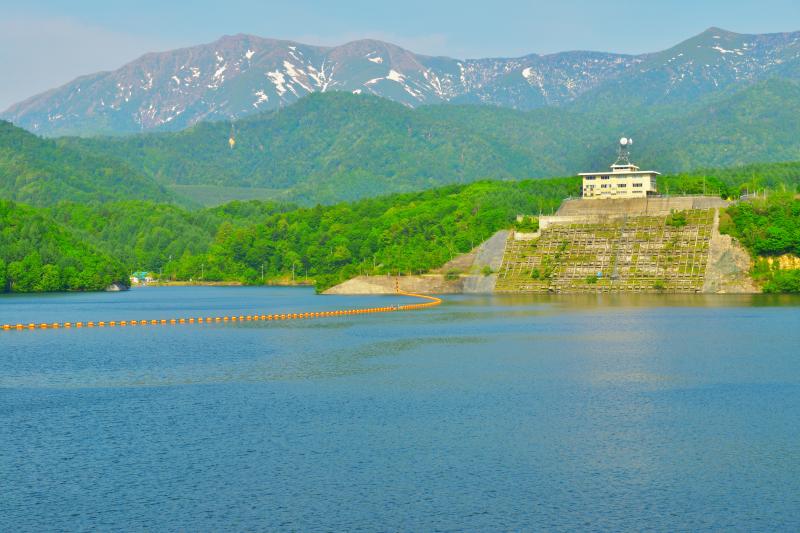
[{"left": 620, "top": 137, "right": 628, "bottom": 146}]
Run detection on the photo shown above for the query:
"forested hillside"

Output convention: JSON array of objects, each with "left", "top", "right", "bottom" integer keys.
[
  {"left": 62, "top": 94, "right": 600, "bottom": 205},
  {"left": 658, "top": 160, "right": 800, "bottom": 197},
  {"left": 25, "top": 178, "right": 575, "bottom": 290},
  {"left": 0, "top": 121, "right": 172, "bottom": 206},
  {"left": 0, "top": 200, "right": 128, "bottom": 292},
  {"left": 49, "top": 200, "right": 292, "bottom": 273},
  {"left": 63, "top": 84, "right": 800, "bottom": 206}
]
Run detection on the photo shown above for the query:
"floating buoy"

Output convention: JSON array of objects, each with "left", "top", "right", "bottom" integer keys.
[{"left": 1, "top": 290, "right": 442, "bottom": 334}]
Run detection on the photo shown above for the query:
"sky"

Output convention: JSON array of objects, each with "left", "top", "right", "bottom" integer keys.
[{"left": 2, "top": 0, "right": 799, "bottom": 109}]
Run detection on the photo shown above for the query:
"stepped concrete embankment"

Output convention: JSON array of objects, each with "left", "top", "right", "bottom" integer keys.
[{"left": 498, "top": 196, "right": 754, "bottom": 294}]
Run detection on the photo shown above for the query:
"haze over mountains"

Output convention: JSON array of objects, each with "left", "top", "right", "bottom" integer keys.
[{"left": 4, "top": 27, "right": 800, "bottom": 136}]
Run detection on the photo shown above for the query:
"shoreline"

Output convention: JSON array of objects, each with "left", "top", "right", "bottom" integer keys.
[{"left": 134, "top": 280, "right": 315, "bottom": 288}]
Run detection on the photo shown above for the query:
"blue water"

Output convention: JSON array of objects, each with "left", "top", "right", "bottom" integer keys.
[{"left": 2, "top": 287, "right": 800, "bottom": 531}]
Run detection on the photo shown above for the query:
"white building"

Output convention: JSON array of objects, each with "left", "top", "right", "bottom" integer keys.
[{"left": 580, "top": 138, "right": 659, "bottom": 199}]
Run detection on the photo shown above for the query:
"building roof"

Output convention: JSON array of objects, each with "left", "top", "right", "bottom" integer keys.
[{"left": 579, "top": 170, "right": 660, "bottom": 176}]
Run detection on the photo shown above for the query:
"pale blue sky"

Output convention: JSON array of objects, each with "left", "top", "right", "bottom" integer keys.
[{"left": 2, "top": 0, "right": 799, "bottom": 109}]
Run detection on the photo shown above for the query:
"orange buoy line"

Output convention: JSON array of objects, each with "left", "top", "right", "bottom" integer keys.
[{"left": 0, "top": 289, "right": 442, "bottom": 333}]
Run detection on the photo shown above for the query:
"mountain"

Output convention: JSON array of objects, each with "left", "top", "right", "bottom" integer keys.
[
  {"left": 6, "top": 27, "right": 800, "bottom": 137},
  {"left": 575, "top": 27, "right": 800, "bottom": 113},
  {"left": 0, "top": 120, "right": 173, "bottom": 206},
  {"left": 60, "top": 93, "right": 607, "bottom": 204},
  {"left": 62, "top": 78, "right": 800, "bottom": 206}
]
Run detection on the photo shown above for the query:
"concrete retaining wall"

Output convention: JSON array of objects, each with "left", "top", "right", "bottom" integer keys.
[{"left": 556, "top": 196, "right": 729, "bottom": 218}]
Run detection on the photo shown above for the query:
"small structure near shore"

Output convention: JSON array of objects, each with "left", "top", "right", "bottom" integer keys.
[{"left": 130, "top": 271, "right": 154, "bottom": 286}]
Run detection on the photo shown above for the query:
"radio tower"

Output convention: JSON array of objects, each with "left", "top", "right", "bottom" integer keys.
[{"left": 614, "top": 137, "right": 633, "bottom": 166}]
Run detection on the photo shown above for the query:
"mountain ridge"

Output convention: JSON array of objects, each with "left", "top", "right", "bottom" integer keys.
[{"left": 7, "top": 26, "right": 799, "bottom": 136}]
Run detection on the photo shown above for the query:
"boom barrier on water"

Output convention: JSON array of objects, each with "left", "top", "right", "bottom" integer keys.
[{"left": 0, "top": 290, "right": 442, "bottom": 333}]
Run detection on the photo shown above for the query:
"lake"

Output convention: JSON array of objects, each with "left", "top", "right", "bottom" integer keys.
[{"left": 2, "top": 287, "right": 800, "bottom": 531}]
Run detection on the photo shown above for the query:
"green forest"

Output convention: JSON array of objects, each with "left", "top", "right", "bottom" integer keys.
[{"left": 0, "top": 200, "right": 127, "bottom": 292}]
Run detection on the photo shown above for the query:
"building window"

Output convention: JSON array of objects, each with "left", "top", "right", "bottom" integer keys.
[
  {"left": 601, "top": 175, "right": 610, "bottom": 180},
  {"left": 617, "top": 183, "right": 626, "bottom": 188},
  {"left": 633, "top": 183, "right": 642, "bottom": 187}
]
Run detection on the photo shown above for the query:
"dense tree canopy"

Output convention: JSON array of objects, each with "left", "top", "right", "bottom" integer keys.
[{"left": 0, "top": 200, "right": 127, "bottom": 292}]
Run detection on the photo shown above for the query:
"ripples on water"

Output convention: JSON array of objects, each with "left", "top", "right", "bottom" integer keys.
[{"left": 2, "top": 287, "right": 800, "bottom": 530}]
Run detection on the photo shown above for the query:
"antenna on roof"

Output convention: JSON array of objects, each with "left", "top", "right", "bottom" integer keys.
[{"left": 615, "top": 137, "right": 632, "bottom": 165}]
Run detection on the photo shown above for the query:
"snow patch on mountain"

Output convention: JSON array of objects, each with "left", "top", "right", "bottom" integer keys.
[
  {"left": 253, "top": 89, "right": 269, "bottom": 107},
  {"left": 387, "top": 70, "right": 405, "bottom": 82},
  {"left": 267, "top": 70, "right": 287, "bottom": 96}
]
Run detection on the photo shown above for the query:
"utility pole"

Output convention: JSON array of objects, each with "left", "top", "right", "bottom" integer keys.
[
  {"left": 292, "top": 262, "right": 296, "bottom": 283},
  {"left": 201, "top": 264, "right": 204, "bottom": 281},
  {"left": 261, "top": 263, "right": 264, "bottom": 281}
]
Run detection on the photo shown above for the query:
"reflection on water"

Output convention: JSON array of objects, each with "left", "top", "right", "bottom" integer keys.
[{"left": 2, "top": 287, "right": 800, "bottom": 530}]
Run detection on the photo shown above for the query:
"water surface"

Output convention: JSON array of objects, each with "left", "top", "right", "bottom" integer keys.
[{"left": 2, "top": 287, "right": 799, "bottom": 531}]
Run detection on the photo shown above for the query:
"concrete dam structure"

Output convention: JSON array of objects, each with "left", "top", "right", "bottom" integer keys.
[{"left": 497, "top": 196, "right": 737, "bottom": 294}]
